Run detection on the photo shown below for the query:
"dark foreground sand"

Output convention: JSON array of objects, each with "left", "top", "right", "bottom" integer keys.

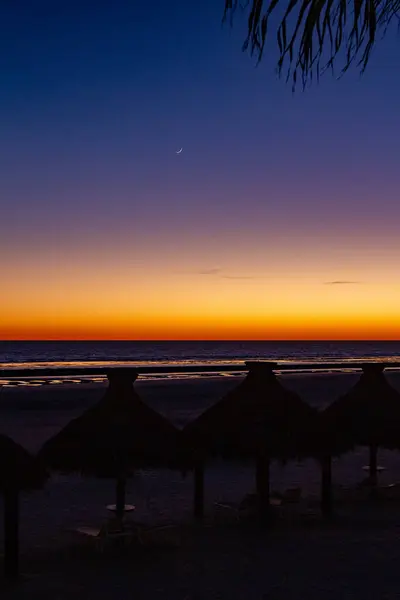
[{"left": 2, "top": 373, "right": 400, "bottom": 598}]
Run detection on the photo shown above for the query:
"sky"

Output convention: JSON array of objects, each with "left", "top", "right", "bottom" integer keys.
[{"left": 1, "top": 0, "right": 400, "bottom": 340}]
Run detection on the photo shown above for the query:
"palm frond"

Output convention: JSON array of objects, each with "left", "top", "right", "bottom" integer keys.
[{"left": 224, "top": 0, "right": 400, "bottom": 87}]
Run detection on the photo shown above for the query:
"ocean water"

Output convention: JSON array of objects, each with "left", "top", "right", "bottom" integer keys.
[{"left": 1, "top": 340, "right": 400, "bottom": 371}]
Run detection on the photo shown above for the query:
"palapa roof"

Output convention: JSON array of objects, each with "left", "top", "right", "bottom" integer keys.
[
  {"left": 0, "top": 435, "right": 47, "bottom": 493},
  {"left": 322, "top": 363, "right": 400, "bottom": 451},
  {"left": 184, "top": 361, "right": 318, "bottom": 461},
  {"left": 39, "top": 369, "right": 184, "bottom": 477}
]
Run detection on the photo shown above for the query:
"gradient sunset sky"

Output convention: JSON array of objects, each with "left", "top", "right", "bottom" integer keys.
[{"left": 1, "top": 1, "right": 400, "bottom": 340}]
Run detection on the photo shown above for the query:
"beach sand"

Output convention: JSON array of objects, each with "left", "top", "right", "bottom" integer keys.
[{"left": 2, "top": 373, "right": 400, "bottom": 598}]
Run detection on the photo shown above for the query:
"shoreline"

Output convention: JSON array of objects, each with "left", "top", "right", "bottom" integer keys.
[
  {"left": 2, "top": 367, "right": 400, "bottom": 388},
  {"left": 2, "top": 370, "right": 400, "bottom": 440}
]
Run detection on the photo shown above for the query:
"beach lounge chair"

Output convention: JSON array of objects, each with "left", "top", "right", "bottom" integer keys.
[
  {"left": 214, "top": 492, "right": 259, "bottom": 520},
  {"left": 215, "top": 488, "right": 301, "bottom": 521},
  {"left": 214, "top": 493, "right": 280, "bottom": 521},
  {"left": 379, "top": 482, "right": 400, "bottom": 501},
  {"left": 214, "top": 500, "right": 244, "bottom": 521},
  {"left": 75, "top": 518, "right": 136, "bottom": 552}
]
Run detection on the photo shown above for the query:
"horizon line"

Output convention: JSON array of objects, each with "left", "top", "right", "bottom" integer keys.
[{"left": 2, "top": 339, "right": 400, "bottom": 343}]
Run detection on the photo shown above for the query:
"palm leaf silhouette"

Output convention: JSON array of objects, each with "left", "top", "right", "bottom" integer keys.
[{"left": 224, "top": 0, "right": 400, "bottom": 88}]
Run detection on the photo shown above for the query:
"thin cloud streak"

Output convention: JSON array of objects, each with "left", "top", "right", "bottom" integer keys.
[
  {"left": 193, "top": 270, "right": 266, "bottom": 280},
  {"left": 182, "top": 268, "right": 342, "bottom": 282},
  {"left": 185, "top": 269, "right": 318, "bottom": 281},
  {"left": 196, "top": 268, "right": 222, "bottom": 275},
  {"left": 324, "top": 280, "right": 362, "bottom": 285},
  {"left": 221, "top": 275, "right": 265, "bottom": 280}
]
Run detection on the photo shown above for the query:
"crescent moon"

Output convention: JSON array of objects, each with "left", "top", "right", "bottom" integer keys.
[{"left": 176, "top": 148, "right": 183, "bottom": 154}]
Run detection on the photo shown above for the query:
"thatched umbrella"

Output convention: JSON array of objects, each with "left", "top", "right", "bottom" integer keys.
[
  {"left": 184, "top": 361, "right": 317, "bottom": 520},
  {"left": 0, "top": 435, "right": 47, "bottom": 580},
  {"left": 39, "top": 369, "right": 184, "bottom": 520},
  {"left": 322, "top": 363, "right": 400, "bottom": 499}
]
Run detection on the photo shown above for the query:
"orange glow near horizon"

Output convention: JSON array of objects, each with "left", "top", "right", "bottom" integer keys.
[{"left": 3, "top": 242, "right": 400, "bottom": 340}]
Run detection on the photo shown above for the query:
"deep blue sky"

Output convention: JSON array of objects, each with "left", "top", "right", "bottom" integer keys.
[{"left": 1, "top": 0, "right": 400, "bottom": 339}]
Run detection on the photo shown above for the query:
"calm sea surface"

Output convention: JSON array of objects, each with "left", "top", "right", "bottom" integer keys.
[{"left": 1, "top": 340, "right": 400, "bottom": 371}]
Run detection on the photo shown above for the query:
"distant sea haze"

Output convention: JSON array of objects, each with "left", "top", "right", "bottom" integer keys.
[{"left": 1, "top": 340, "right": 400, "bottom": 371}]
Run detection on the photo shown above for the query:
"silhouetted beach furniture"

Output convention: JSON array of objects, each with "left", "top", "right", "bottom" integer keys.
[
  {"left": 214, "top": 487, "right": 302, "bottom": 522},
  {"left": 379, "top": 482, "right": 400, "bottom": 502},
  {"left": 38, "top": 369, "right": 185, "bottom": 521},
  {"left": 74, "top": 520, "right": 180, "bottom": 552},
  {"left": 321, "top": 363, "right": 400, "bottom": 506},
  {"left": 184, "top": 361, "right": 317, "bottom": 522},
  {"left": 0, "top": 435, "right": 47, "bottom": 581},
  {"left": 75, "top": 518, "right": 135, "bottom": 553},
  {"left": 214, "top": 493, "right": 265, "bottom": 522},
  {"left": 214, "top": 500, "right": 253, "bottom": 522}
]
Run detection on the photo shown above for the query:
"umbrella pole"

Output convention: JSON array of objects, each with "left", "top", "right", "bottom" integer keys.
[
  {"left": 320, "top": 454, "right": 333, "bottom": 519},
  {"left": 193, "top": 463, "right": 204, "bottom": 520},
  {"left": 369, "top": 444, "right": 378, "bottom": 499},
  {"left": 4, "top": 486, "right": 19, "bottom": 580},
  {"left": 256, "top": 455, "right": 270, "bottom": 521},
  {"left": 116, "top": 477, "right": 126, "bottom": 521}
]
